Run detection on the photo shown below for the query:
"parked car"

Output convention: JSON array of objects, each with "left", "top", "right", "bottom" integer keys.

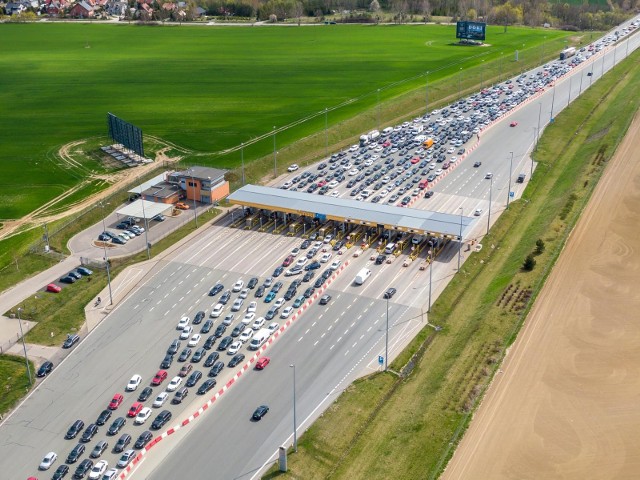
[
  {"left": 62, "top": 334, "right": 80, "bottom": 349},
  {"left": 36, "top": 361, "right": 54, "bottom": 378}
]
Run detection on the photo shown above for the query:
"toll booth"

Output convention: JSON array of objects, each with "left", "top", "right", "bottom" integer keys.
[
  {"left": 318, "top": 227, "right": 327, "bottom": 239},
  {"left": 288, "top": 222, "right": 302, "bottom": 235},
  {"left": 245, "top": 216, "right": 258, "bottom": 229}
]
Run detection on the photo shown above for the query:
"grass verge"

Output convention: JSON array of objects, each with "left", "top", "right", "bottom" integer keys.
[
  {"left": 263, "top": 49, "right": 640, "bottom": 479},
  {"left": 0, "top": 355, "right": 34, "bottom": 414}
]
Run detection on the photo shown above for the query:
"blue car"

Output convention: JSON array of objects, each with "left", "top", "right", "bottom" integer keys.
[{"left": 264, "top": 292, "right": 276, "bottom": 303}]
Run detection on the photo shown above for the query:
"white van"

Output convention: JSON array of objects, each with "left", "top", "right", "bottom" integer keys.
[
  {"left": 249, "top": 328, "right": 270, "bottom": 350},
  {"left": 354, "top": 268, "right": 371, "bottom": 286},
  {"left": 384, "top": 243, "right": 396, "bottom": 254}
]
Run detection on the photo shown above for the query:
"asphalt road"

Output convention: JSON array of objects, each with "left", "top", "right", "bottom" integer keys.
[{"left": 2, "top": 20, "right": 638, "bottom": 480}]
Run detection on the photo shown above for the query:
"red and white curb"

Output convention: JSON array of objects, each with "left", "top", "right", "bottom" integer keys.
[{"left": 118, "top": 260, "right": 350, "bottom": 479}]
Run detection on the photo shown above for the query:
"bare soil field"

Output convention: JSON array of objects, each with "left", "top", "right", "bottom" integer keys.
[{"left": 443, "top": 112, "right": 640, "bottom": 479}]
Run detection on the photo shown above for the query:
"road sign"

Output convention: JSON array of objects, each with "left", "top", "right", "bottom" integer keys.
[
  {"left": 378, "top": 355, "right": 384, "bottom": 365},
  {"left": 509, "top": 191, "right": 515, "bottom": 198}
]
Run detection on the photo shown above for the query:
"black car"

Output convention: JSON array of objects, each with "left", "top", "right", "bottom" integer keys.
[
  {"left": 209, "top": 283, "right": 224, "bottom": 296},
  {"left": 375, "top": 255, "right": 387, "bottom": 265},
  {"left": 36, "top": 361, "right": 54, "bottom": 377},
  {"left": 314, "top": 277, "right": 324, "bottom": 289},
  {"left": 252, "top": 405, "right": 269, "bottom": 421},
  {"left": 231, "top": 324, "right": 244, "bottom": 337},
  {"left": 68, "top": 271, "right": 82, "bottom": 281},
  {"left": 322, "top": 269, "right": 332, "bottom": 280},
  {"left": 73, "top": 458, "right": 93, "bottom": 479},
  {"left": 151, "top": 410, "right": 172, "bottom": 430},
  {"left": 300, "top": 240, "right": 310, "bottom": 249},
  {"left": 217, "top": 336, "right": 233, "bottom": 351},
  {"left": 191, "top": 347, "right": 206, "bottom": 363},
  {"left": 383, "top": 287, "right": 397, "bottom": 299},
  {"left": 66, "top": 443, "right": 85, "bottom": 463},
  {"left": 65, "top": 420, "right": 85, "bottom": 439},
  {"left": 197, "top": 379, "right": 216, "bottom": 395},
  {"left": 283, "top": 289, "right": 296, "bottom": 301},
  {"left": 107, "top": 417, "right": 126, "bottom": 436},
  {"left": 302, "top": 271, "right": 315, "bottom": 282},
  {"left": 320, "top": 294, "right": 332, "bottom": 305},
  {"left": 135, "top": 431, "right": 153, "bottom": 449},
  {"left": 178, "top": 347, "right": 192, "bottom": 362},
  {"left": 219, "top": 290, "right": 231, "bottom": 304},
  {"left": 228, "top": 353, "right": 245, "bottom": 368},
  {"left": 193, "top": 310, "right": 206, "bottom": 325},
  {"left": 214, "top": 324, "right": 227, "bottom": 338},
  {"left": 114, "top": 433, "right": 131, "bottom": 453},
  {"left": 200, "top": 319, "right": 213, "bottom": 334},
  {"left": 60, "top": 275, "right": 76, "bottom": 284},
  {"left": 167, "top": 339, "right": 181, "bottom": 355},
  {"left": 80, "top": 423, "right": 98, "bottom": 443},
  {"left": 90, "top": 440, "right": 108, "bottom": 459},
  {"left": 272, "top": 266, "right": 283, "bottom": 277},
  {"left": 271, "top": 281, "right": 283, "bottom": 293},
  {"left": 62, "top": 334, "right": 80, "bottom": 349},
  {"left": 160, "top": 354, "right": 174, "bottom": 369},
  {"left": 247, "top": 277, "right": 259, "bottom": 289},
  {"left": 208, "top": 361, "right": 224, "bottom": 377},
  {"left": 424, "top": 190, "right": 434, "bottom": 198},
  {"left": 96, "top": 410, "right": 111, "bottom": 426},
  {"left": 52, "top": 464, "right": 69, "bottom": 480},
  {"left": 204, "top": 352, "right": 219, "bottom": 368},
  {"left": 254, "top": 286, "right": 265, "bottom": 298},
  {"left": 172, "top": 387, "right": 189, "bottom": 404},
  {"left": 138, "top": 386, "right": 153, "bottom": 402},
  {"left": 203, "top": 335, "right": 216, "bottom": 350},
  {"left": 303, "top": 287, "right": 315, "bottom": 298},
  {"left": 186, "top": 370, "right": 203, "bottom": 387},
  {"left": 473, "top": 161, "right": 482, "bottom": 167}
]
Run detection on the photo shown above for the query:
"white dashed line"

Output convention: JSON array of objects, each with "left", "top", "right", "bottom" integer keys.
[
  {"left": 133, "top": 305, "right": 139, "bottom": 310},
  {"left": 314, "top": 341, "right": 319, "bottom": 346},
  {"left": 149, "top": 307, "right": 154, "bottom": 312},
  {"left": 321, "top": 333, "right": 326, "bottom": 339},
  {"left": 156, "top": 300, "right": 162, "bottom": 305},
  {"left": 298, "top": 337, "right": 303, "bottom": 342},
  {"left": 352, "top": 342, "right": 357, "bottom": 348},
  {"left": 305, "top": 329, "right": 310, "bottom": 334},
  {"left": 312, "top": 322, "right": 317, "bottom": 327},
  {"left": 179, "top": 297, "right": 184, "bottom": 302},
  {"left": 359, "top": 334, "right": 365, "bottom": 340},
  {"left": 337, "top": 336, "right": 342, "bottom": 342}
]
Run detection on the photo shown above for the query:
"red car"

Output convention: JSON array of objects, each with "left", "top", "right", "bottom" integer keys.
[
  {"left": 410, "top": 157, "right": 420, "bottom": 164},
  {"left": 282, "top": 255, "right": 294, "bottom": 267},
  {"left": 151, "top": 370, "right": 168, "bottom": 386},
  {"left": 317, "top": 180, "right": 327, "bottom": 188},
  {"left": 255, "top": 357, "right": 270, "bottom": 370},
  {"left": 510, "top": 121, "right": 518, "bottom": 127},
  {"left": 46, "top": 283, "right": 61, "bottom": 293},
  {"left": 108, "top": 393, "right": 123, "bottom": 410},
  {"left": 127, "top": 402, "right": 144, "bottom": 418}
]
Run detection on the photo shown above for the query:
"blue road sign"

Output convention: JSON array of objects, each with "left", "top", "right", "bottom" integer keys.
[{"left": 378, "top": 355, "right": 384, "bottom": 365}]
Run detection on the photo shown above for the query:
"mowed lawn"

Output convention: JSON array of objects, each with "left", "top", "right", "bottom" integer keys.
[{"left": 0, "top": 24, "right": 567, "bottom": 219}]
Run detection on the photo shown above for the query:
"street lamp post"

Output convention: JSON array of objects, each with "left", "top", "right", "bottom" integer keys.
[
  {"left": 487, "top": 175, "right": 493, "bottom": 235},
  {"left": 324, "top": 108, "right": 328, "bottom": 159},
  {"left": 601, "top": 52, "right": 605, "bottom": 77},
  {"left": 139, "top": 187, "right": 150, "bottom": 259},
  {"left": 273, "top": 126, "right": 277, "bottom": 178},
  {"left": 377, "top": 89, "right": 381, "bottom": 131},
  {"left": 99, "top": 201, "right": 113, "bottom": 305},
  {"left": 480, "top": 60, "right": 485, "bottom": 89},
  {"left": 578, "top": 70, "right": 584, "bottom": 96},
  {"left": 43, "top": 223, "right": 50, "bottom": 252},
  {"left": 458, "top": 67, "right": 462, "bottom": 100},
  {"left": 457, "top": 207, "right": 463, "bottom": 271},
  {"left": 241, "top": 142, "right": 245, "bottom": 186},
  {"left": 385, "top": 297, "right": 389, "bottom": 371},
  {"left": 189, "top": 170, "right": 198, "bottom": 229},
  {"left": 536, "top": 102, "right": 542, "bottom": 150},
  {"left": 425, "top": 71, "right": 429, "bottom": 113},
  {"left": 16, "top": 308, "right": 32, "bottom": 385},
  {"left": 289, "top": 364, "right": 297, "bottom": 453},
  {"left": 550, "top": 83, "right": 556, "bottom": 121},
  {"left": 427, "top": 241, "right": 434, "bottom": 313},
  {"left": 567, "top": 75, "right": 573, "bottom": 106},
  {"left": 507, "top": 152, "right": 514, "bottom": 209}
]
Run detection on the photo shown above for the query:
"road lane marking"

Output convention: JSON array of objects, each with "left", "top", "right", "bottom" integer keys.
[{"left": 314, "top": 341, "right": 319, "bottom": 346}]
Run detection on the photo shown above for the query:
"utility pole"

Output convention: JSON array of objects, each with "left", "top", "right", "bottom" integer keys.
[
  {"left": 16, "top": 308, "right": 32, "bottom": 386},
  {"left": 324, "top": 108, "right": 328, "bottom": 159},
  {"left": 241, "top": 142, "right": 245, "bottom": 186},
  {"left": 507, "top": 152, "right": 513, "bottom": 209},
  {"left": 457, "top": 207, "right": 463, "bottom": 271},
  {"left": 535, "top": 102, "right": 542, "bottom": 151},
  {"left": 425, "top": 71, "right": 429, "bottom": 114},
  {"left": 273, "top": 126, "right": 277, "bottom": 178},
  {"left": 487, "top": 175, "right": 493, "bottom": 235}
]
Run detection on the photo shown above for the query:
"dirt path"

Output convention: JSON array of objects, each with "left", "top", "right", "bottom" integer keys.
[
  {"left": 442, "top": 112, "right": 640, "bottom": 479},
  {"left": 0, "top": 142, "right": 182, "bottom": 242}
]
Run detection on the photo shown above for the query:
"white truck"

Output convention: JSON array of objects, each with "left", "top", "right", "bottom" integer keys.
[
  {"left": 354, "top": 268, "right": 371, "bottom": 285},
  {"left": 359, "top": 129, "right": 381, "bottom": 147},
  {"left": 248, "top": 328, "right": 270, "bottom": 350}
]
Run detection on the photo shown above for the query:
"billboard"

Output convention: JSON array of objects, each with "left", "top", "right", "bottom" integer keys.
[
  {"left": 456, "top": 21, "right": 486, "bottom": 41},
  {"left": 107, "top": 113, "right": 144, "bottom": 157}
]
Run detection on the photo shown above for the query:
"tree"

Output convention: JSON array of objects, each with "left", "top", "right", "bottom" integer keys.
[
  {"left": 420, "top": 0, "right": 431, "bottom": 22},
  {"left": 293, "top": 0, "right": 303, "bottom": 24},
  {"left": 369, "top": 0, "right": 380, "bottom": 12},
  {"left": 491, "top": 1, "right": 522, "bottom": 32},
  {"left": 523, "top": 254, "right": 536, "bottom": 271},
  {"left": 535, "top": 239, "right": 545, "bottom": 254}
]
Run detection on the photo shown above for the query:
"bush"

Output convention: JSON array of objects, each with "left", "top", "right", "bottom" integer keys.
[
  {"left": 523, "top": 254, "right": 536, "bottom": 271},
  {"left": 535, "top": 239, "right": 545, "bottom": 254}
]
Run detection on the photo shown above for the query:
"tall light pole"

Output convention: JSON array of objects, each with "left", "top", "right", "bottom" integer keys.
[
  {"left": 16, "top": 308, "right": 32, "bottom": 385},
  {"left": 578, "top": 70, "right": 584, "bottom": 96},
  {"left": 487, "top": 174, "right": 493, "bottom": 235},
  {"left": 601, "top": 51, "right": 605, "bottom": 77},
  {"left": 241, "top": 142, "right": 245, "bottom": 186},
  {"left": 458, "top": 67, "right": 462, "bottom": 100},
  {"left": 507, "top": 151, "right": 514, "bottom": 209},
  {"left": 385, "top": 297, "right": 389, "bottom": 371},
  {"left": 457, "top": 207, "right": 463, "bottom": 271},
  {"left": 99, "top": 201, "right": 113, "bottom": 305},
  {"left": 324, "top": 108, "right": 328, "bottom": 159},
  {"left": 550, "top": 83, "right": 556, "bottom": 121},
  {"left": 43, "top": 223, "right": 50, "bottom": 253},
  {"left": 499, "top": 52, "right": 504, "bottom": 82},
  {"left": 536, "top": 102, "right": 542, "bottom": 149},
  {"left": 427, "top": 241, "right": 434, "bottom": 313},
  {"left": 139, "top": 187, "right": 150, "bottom": 259},
  {"left": 273, "top": 126, "right": 277, "bottom": 178},
  {"left": 189, "top": 169, "right": 198, "bottom": 228},
  {"left": 377, "top": 89, "right": 381, "bottom": 131},
  {"left": 425, "top": 71, "right": 429, "bottom": 113},
  {"left": 567, "top": 75, "right": 573, "bottom": 106},
  {"left": 289, "top": 364, "right": 297, "bottom": 453},
  {"left": 480, "top": 60, "right": 485, "bottom": 89}
]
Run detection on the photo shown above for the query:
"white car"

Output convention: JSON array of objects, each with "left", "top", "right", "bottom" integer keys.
[
  {"left": 222, "top": 313, "right": 235, "bottom": 326},
  {"left": 228, "top": 341, "right": 243, "bottom": 355},
  {"left": 348, "top": 168, "right": 359, "bottom": 176},
  {"left": 177, "top": 317, "right": 189, "bottom": 330},
  {"left": 88, "top": 460, "right": 108, "bottom": 479},
  {"left": 252, "top": 317, "right": 266, "bottom": 331},
  {"left": 125, "top": 374, "right": 142, "bottom": 392},
  {"left": 324, "top": 234, "right": 333, "bottom": 244},
  {"left": 287, "top": 164, "right": 299, "bottom": 172},
  {"left": 330, "top": 191, "right": 339, "bottom": 198},
  {"left": 153, "top": 392, "right": 169, "bottom": 408},
  {"left": 274, "top": 297, "right": 285, "bottom": 309},
  {"left": 39, "top": 452, "right": 57, "bottom": 471},
  {"left": 330, "top": 259, "right": 342, "bottom": 271},
  {"left": 179, "top": 326, "right": 193, "bottom": 340},
  {"left": 210, "top": 303, "right": 224, "bottom": 318},
  {"left": 102, "top": 468, "right": 119, "bottom": 480},
  {"left": 320, "top": 252, "right": 332, "bottom": 263},
  {"left": 232, "top": 279, "right": 244, "bottom": 292},
  {"left": 242, "top": 312, "right": 256, "bottom": 325},
  {"left": 239, "top": 327, "right": 253, "bottom": 343},
  {"left": 296, "top": 257, "right": 308, "bottom": 267},
  {"left": 267, "top": 322, "right": 280, "bottom": 334},
  {"left": 134, "top": 407, "right": 152, "bottom": 425},
  {"left": 166, "top": 376, "right": 182, "bottom": 392},
  {"left": 188, "top": 334, "right": 201, "bottom": 347},
  {"left": 485, "top": 172, "right": 493, "bottom": 179},
  {"left": 239, "top": 288, "right": 249, "bottom": 299},
  {"left": 435, "top": 168, "right": 444, "bottom": 176},
  {"left": 280, "top": 306, "right": 294, "bottom": 319},
  {"left": 117, "top": 450, "right": 136, "bottom": 468},
  {"left": 231, "top": 298, "right": 244, "bottom": 312},
  {"left": 247, "top": 301, "right": 257, "bottom": 314},
  {"left": 474, "top": 208, "right": 483, "bottom": 216}
]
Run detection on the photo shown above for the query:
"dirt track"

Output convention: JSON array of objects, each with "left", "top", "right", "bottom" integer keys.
[{"left": 442, "top": 112, "right": 640, "bottom": 479}]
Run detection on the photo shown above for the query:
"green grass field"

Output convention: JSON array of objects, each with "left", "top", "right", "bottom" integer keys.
[{"left": 0, "top": 23, "right": 570, "bottom": 221}]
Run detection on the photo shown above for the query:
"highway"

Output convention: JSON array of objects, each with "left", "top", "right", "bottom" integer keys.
[{"left": 1, "top": 18, "right": 638, "bottom": 480}]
